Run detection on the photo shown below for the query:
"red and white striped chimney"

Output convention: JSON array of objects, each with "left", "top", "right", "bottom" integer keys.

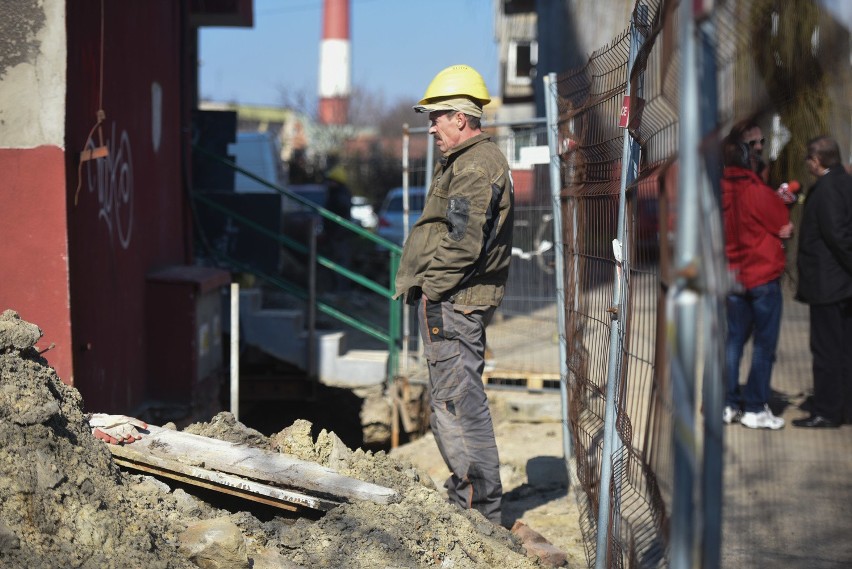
[{"left": 318, "top": 0, "right": 350, "bottom": 125}]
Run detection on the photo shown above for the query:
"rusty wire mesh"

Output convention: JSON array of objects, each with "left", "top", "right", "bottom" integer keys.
[{"left": 554, "top": 18, "right": 648, "bottom": 568}]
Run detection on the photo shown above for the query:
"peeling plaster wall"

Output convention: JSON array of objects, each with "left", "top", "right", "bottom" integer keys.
[
  {"left": 0, "top": 0, "right": 73, "bottom": 385},
  {"left": 0, "top": 0, "right": 66, "bottom": 148}
]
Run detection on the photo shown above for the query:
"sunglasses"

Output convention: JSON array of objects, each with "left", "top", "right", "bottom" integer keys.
[{"left": 747, "top": 137, "right": 766, "bottom": 147}]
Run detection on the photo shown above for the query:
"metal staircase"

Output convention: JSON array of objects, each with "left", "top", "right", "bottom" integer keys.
[{"left": 192, "top": 144, "right": 406, "bottom": 391}]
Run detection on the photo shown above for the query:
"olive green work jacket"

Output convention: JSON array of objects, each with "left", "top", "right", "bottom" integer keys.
[{"left": 394, "top": 132, "right": 514, "bottom": 306}]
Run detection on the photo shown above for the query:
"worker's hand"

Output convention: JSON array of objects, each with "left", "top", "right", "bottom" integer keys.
[
  {"left": 87, "top": 413, "right": 149, "bottom": 444},
  {"left": 778, "top": 222, "right": 794, "bottom": 239}
]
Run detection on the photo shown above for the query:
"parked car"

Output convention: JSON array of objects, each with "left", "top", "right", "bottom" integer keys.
[{"left": 376, "top": 186, "right": 426, "bottom": 247}]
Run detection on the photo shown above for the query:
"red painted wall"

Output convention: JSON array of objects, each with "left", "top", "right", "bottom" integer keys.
[
  {"left": 0, "top": 147, "right": 74, "bottom": 382},
  {"left": 65, "top": 1, "right": 189, "bottom": 412}
]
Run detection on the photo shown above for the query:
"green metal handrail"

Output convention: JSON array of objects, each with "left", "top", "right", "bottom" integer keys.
[{"left": 192, "top": 144, "right": 404, "bottom": 380}]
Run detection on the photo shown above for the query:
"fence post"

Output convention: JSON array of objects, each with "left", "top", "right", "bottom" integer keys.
[
  {"left": 388, "top": 251, "right": 401, "bottom": 382},
  {"left": 307, "top": 217, "right": 318, "bottom": 382},
  {"left": 419, "top": 128, "right": 434, "bottom": 365},
  {"left": 697, "top": 13, "right": 724, "bottom": 569},
  {"left": 671, "top": 1, "right": 701, "bottom": 567},
  {"left": 401, "top": 124, "right": 411, "bottom": 377},
  {"left": 544, "top": 72, "right": 574, "bottom": 468},
  {"left": 594, "top": 12, "right": 645, "bottom": 569}
]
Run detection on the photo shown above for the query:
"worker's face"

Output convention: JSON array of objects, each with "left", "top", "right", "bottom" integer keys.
[
  {"left": 428, "top": 110, "right": 463, "bottom": 153},
  {"left": 742, "top": 127, "right": 765, "bottom": 158}
]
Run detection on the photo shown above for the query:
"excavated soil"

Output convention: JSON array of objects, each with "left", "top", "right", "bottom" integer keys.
[
  {"left": 0, "top": 310, "right": 576, "bottom": 568},
  {"left": 0, "top": 310, "right": 194, "bottom": 569}
]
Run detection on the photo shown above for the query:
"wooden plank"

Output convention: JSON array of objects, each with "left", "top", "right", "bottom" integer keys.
[
  {"left": 109, "top": 426, "right": 399, "bottom": 505},
  {"left": 111, "top": 454, "right": 336, "bottom": 512},
  {"left": 482, "top": 370, "right": 561, "bottom": 390}
]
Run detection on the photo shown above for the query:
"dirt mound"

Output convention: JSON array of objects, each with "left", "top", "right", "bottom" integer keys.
[
  {"left": 0, "top": 310, "right": 194, "bottom": 568},
  {"left": 185, "top": 413, "right": 545, "bottom": 568},
  {"left": 0, "top": 310, "right": 549, "bottom": 568}
]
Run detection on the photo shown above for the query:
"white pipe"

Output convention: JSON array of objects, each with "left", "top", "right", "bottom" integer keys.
[
  {"left": 230, "top": 282, "right": 240, "bottom": 421},
  {"left": 402, "top": 125, "right": 410, "bottom": 376}
]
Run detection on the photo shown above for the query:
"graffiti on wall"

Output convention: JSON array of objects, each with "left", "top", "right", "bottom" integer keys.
[{"left": 85, "top": 122, "right": 135, "bottom": 250}]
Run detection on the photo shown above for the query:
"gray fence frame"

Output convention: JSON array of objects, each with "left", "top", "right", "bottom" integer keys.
[{"left": 544, "top": 1, "right": 726, "bottom": 567}]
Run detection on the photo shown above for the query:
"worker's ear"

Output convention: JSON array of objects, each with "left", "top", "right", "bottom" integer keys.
[{"left": 455, "top": 112, "right": 466, "bottom": 129}]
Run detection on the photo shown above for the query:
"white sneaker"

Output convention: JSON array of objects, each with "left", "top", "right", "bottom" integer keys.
[
  {"left": 740, "top": 405, "right": 785, "bottom": 430},
  {"left": 723, "top": 406, "right": 741, "bottom": 424}
]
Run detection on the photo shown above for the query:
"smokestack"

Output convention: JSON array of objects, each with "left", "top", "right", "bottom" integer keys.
[{"left": 318, "top": 0, "right": 350, "bottom": 125}]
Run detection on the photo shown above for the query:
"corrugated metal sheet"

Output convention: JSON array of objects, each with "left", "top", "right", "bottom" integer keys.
[{"left": 66, "top": 1, "right": 190, "bottom": 412}]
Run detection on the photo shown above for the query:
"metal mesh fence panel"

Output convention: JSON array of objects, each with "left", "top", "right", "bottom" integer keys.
[
  {"left": 552, "top": 1, "right": 678, "bottom": 566},
  {"left": 550, "top": 0, "right": 852, "bottom": 567},
  {"left": 490, "top": 123, "right": 561, "bottom": 384},
  {"left": 554, "top": 20, "right": 653, "bottom": 569}
]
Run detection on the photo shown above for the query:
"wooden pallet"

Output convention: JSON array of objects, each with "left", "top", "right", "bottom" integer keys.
[{"left": 482, "top": 370, "right": 561, "bottom": 391}]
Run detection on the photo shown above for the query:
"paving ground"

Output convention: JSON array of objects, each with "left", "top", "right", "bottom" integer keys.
[{"left": 721, "top": 290, "right": 852, "bottom": 569}]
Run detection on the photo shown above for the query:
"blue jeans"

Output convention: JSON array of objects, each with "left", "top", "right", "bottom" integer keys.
[{"left": 725, "top": 279, "right": 782, "bottom": 413}]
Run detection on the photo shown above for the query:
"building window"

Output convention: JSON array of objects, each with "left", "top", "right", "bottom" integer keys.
[
  {"left": 508, "top": 40, "right": 537, "bottom": 86},
  {"left": 503, "top": 0, "right": 535, "bottom": 15}
]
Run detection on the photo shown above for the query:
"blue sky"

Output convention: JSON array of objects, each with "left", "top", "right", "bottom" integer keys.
[{"left": 199, "top": 0, "right": 499, "bottom": 109}]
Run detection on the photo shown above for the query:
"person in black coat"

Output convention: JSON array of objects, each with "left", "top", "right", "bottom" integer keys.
[{"left": 793, "top": 136, "right": 852, "bottom": 428}]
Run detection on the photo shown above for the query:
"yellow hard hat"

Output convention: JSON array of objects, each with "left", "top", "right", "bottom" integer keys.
[
  {"left": 418, "top": 64, "right": 491, "bottom": 106},
  {"left": 325, "top": 164, "right": 347, "bottom": 185}
]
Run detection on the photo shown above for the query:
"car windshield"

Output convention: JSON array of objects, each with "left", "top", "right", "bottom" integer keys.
[{"left": 387, "top": 193, "right": 425, "bottom": 212}]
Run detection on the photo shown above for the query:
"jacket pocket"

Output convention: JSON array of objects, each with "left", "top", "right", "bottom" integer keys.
[{"left": 424, "top": 339, "right": 465, "bottom": 401}]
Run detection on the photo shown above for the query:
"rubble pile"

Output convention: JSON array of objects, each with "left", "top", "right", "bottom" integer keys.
[
  {"left": 0, "top": 311, "right": 550, "bottom": 569},
  {"left": 0, "top": 310, "right": 194, "bottom": 568}
]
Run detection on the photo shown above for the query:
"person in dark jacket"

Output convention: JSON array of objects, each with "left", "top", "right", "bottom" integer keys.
[
  {"left": 793, "top": 136, "right": 852, "bottom": 428},
  {"left": 721, "top": 129, "right": 793, "bottom": 430},
  {"left": 394, "top": 64, "right": 513, "bottom": 524},
  {"left": 323, "top": 165, "right": 353, "bottom": 293}
]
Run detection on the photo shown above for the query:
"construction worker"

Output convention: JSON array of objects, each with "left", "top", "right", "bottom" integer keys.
[{"left": 394, "top": 64, "right": 514, "bottom": 525}]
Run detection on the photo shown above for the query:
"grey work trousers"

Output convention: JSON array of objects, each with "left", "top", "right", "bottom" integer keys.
[{"left": 417, "top": 296, "right": 502, "bottom": 524}]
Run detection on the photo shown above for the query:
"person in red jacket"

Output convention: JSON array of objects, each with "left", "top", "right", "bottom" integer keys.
[{"left": 721, "top": 127, "right": 793, "bottom": 429}]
